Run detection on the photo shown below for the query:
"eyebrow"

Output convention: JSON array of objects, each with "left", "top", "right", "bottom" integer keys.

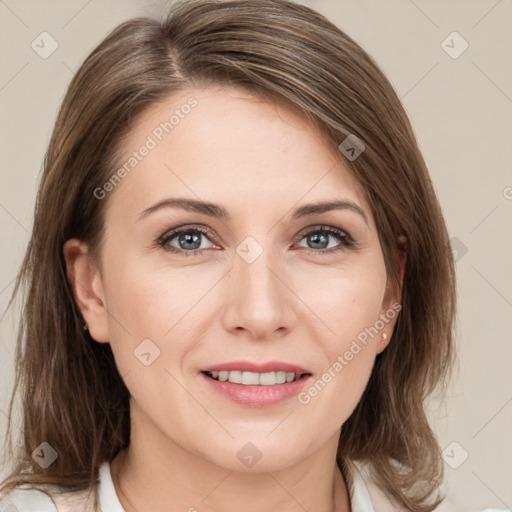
[{"left": 138, "top": 197, "right": 368, "bottom": 225}]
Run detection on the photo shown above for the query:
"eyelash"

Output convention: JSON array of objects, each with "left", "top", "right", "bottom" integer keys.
[{"left": 156, "top": 224, "right": 356, "bottom": 257}]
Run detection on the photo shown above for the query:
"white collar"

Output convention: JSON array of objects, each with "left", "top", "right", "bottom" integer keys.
[
  {"left": 98, "top": 459, "right": 376, "bottom": 512},
  {"left": 98, "top": 461, "right": 125, "bottom": 512},
  {"left": 345, "top": 459, "right": 377, "bottom": 511}
]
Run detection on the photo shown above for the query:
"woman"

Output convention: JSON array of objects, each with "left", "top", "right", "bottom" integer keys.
[{"left": 0, "top": 0, "right": 459, "bottom": 510}]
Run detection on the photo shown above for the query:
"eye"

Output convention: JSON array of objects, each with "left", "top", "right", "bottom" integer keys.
[
  {"left": 294, "top": 225, "right": 355, "bottom": 254},
  {"left": 157, "top": 225, "right": 218, "bottom": 256}
]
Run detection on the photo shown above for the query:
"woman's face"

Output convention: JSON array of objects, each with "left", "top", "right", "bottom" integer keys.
[{"left": 72, "top": 85, "right": 401, "bottom": 472}]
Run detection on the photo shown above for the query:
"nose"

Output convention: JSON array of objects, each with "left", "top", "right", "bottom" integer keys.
[{"left": 222, "top": 247, "right": 297, "bottom": 340}]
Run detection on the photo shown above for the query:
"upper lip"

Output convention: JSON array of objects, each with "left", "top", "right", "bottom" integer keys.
[{"left": 201, "top": 360, "right": 311, "bottom": 375}]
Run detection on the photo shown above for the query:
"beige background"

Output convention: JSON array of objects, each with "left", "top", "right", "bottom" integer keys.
[{"left": 1, "top": 0, "right": 511, "bottom": 510}]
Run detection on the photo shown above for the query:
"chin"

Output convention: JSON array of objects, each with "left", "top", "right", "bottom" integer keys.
[{"left": 200, "top": 439, "right": 306, "bottom": 473}]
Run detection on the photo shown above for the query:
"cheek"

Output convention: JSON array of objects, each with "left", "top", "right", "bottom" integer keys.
[
  {"left": 294, "top": 259, "right": 385, "bottom": 420},
  {"left": 292, "top": 255, "right": 386, "bottom": 339},
  {"left": 101, "top": 251, "right": 220, "bottom": 389},
  {"left": 104, "top": 248, "right": 205, "bottom": 335},
  {"left": 297, "top": 324, "right": 377, "bottom": 436}
]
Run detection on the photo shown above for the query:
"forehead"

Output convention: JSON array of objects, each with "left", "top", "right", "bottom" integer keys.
[{"left": 106, "top": 85, "right": 371, "bottom": 225}]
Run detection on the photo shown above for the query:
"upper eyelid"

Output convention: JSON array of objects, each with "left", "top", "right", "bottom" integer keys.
[{"left": 293, "top": 224, "right": 351, "bottom": 241}]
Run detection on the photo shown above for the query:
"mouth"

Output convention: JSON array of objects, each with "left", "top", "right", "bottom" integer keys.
[{"left": 199, "top": 362, "right": 313, "bottom": 407}]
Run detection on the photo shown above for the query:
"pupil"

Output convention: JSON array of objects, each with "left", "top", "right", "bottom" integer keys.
[
  {"left": 180, "top": 232, "right": 201, "bottom": 250},
  {"left": 309, "top": 232, "right": 328, "bottom": 249}
]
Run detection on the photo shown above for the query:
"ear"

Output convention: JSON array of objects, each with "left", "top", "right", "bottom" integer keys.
[
  {"left": 376, "top": 234, "right": 407, "bottom": 354},
  {"left": 63, "top": 238, "right": 110, "bottom": 343}
]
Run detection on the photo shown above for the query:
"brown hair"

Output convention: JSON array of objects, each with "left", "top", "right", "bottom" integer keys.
[{"left": 0, "top": 0, "right": 456, "bottom": 510}]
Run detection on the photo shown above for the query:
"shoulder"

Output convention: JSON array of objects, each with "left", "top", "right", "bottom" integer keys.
[
  {"left": 0, "top": 484, "right": 96, "bottom": 512},
  {"left": 0, "top": 485, "right": 58, "bottom": 512},
  {"left": 348, "top": 458, "right": 509, "bottom": 512}
]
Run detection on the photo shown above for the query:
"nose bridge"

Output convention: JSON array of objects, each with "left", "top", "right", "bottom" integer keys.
[{"left": 235, "top": 238, "right": 282, "bottom": 304}]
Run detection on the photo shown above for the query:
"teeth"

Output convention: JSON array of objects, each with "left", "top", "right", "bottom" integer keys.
[
  {"left": 242, "top": 371, "right": 260, "bottom": 385},
  {"left": 208, "top": 370, "right": 302, "bottom": 385}
]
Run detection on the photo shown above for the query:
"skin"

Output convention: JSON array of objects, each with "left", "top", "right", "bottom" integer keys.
[{"left": 64, "top": 85, "right": 405, "bottom": 512}]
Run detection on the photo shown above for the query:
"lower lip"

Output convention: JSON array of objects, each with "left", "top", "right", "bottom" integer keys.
[{"left": 200, "top": 372, "right": 312, "bottom": 407}]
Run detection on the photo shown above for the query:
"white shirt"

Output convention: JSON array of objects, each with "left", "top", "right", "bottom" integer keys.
[{"left": 0, "top": 460, "right": 506, "bottom": 512}]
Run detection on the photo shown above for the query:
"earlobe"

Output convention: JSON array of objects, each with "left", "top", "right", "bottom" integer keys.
[
  {"left": 376, "top": 332, "right": 389, "bottom": 355},
  {"left": 63, "top": 238, "right": 110, "bottom": 343}
]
